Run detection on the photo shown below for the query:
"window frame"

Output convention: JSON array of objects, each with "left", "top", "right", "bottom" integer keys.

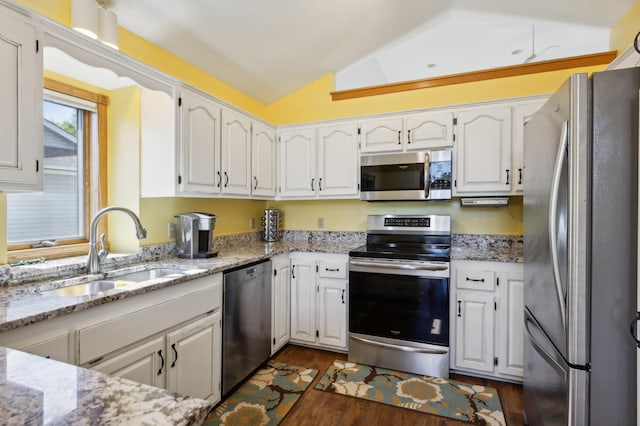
[{"left": 7, "top": 78, "right": 108, "bottom": 262}]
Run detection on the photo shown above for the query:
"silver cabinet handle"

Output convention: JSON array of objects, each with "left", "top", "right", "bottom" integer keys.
[
  {"left": 351, "top": 335, "right": 447, "bottom": 355},
  {"left": 549, "top": 120, "right": 568, "bottom": 331}
]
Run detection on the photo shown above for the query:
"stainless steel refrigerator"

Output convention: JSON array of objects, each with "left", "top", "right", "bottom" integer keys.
[{"left": 523, "top": 68, "right": 639, "bottom": 425}]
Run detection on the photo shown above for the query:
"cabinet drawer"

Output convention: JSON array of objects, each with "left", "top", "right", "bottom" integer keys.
[
  {"left": 318, "top": 261, "right": 347, "bottom": 279},
  {"left": 456, "top": 269, "right": 495, "bottom": 291},
  {"left": 79, "top": 282, "right": 220, "bottom": 365}
]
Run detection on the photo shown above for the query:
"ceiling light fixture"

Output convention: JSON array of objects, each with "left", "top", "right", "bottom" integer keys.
[
  {"left": 71, "top": 0, "right": 98, "bottom": 39},
  {"left": 98, "top": 5, "right": 119, "bottom": 50},
  {"left": 71, "top": 0, "right": 119, "bottom": 49}
]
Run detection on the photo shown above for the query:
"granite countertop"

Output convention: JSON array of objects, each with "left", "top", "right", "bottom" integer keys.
[{"left": 0, "top": 346, "right": 211, "bottom": 425}]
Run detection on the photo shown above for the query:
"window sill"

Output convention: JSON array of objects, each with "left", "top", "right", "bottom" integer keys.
[{"left": 7, "top": 243, "right": 90, "bottom": 265}]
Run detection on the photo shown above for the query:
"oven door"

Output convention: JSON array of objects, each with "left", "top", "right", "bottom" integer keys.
[{"left": 348, "top": 257, "right": 449, "bottom": 346}]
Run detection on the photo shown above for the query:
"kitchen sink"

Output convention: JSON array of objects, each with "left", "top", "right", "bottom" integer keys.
[
  {"left": 41, "top": 280, "right": 127, "bottom": 297},
  {"left": 41, "top": 267, "right": 202, "bottom": 297},
  {"left": 108, "top": 267, "right": 187, "bottom": 282}
]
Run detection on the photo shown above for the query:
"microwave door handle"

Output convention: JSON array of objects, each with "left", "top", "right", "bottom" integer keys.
[{"left": 424, "top": 152, "right": 431, "bottom": 199}]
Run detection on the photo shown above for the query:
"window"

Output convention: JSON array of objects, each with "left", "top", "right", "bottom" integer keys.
[{"left": 7, "top": 79, "right": 107, "bottom": 261}]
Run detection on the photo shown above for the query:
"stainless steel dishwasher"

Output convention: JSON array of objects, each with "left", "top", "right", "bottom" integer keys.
[{"left": 222, "top": 259, "right": 272, "bottom": 395}]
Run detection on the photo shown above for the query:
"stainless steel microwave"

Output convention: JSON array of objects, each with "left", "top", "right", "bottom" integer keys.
[{"left": 360, "top": 150, "right": 452, "bottom": 201}]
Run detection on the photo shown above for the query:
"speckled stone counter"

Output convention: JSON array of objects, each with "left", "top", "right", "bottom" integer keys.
[
  {"left": 0, "top": 233, "right": 364, "bottom": 332},
  {"left": 0, "top": 346, "right": 211, "bottom": 425},
  {"left": 451, "top": 234, "right": 523, "bottom": 263}
]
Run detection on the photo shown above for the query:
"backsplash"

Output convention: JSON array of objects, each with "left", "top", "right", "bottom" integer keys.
[{"left": 0, "top": 231, "right": 522, "bottom": 286}]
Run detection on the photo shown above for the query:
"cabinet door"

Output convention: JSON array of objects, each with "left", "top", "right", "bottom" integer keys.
[
  {"left": 455, "top": 106, "right": 512, "bottom": 194},
  {"left": 279, "top": 128, "right": 316, "bottom": 198},
  {"left": 178, "top": 88, "right": 221, "bottom": 195},
  {"left": 252, "top": 121, "right": 276, "bottom": 198},
  {"left": 271, "top": 255, "right": 291, "bottom": 354},
  {"left": 359, "top": 117, "right": 403, "bottom": 153},
  {"left": 317, "top": 278, "right": 347, "bottom": 349},
  {"left": 455, "top": 291, "right": 495, "bottom": 373},
  {"left": 317, "top": 123, "right": 359, "bottom": 197},
  {"left": 20, "top": 333, "right": 69, "bottom": 364},
  {"left": 512, "top": 101, "right": 545, "bottom": 193},
  {"left": 0, "top": 9, "right": 42, "bottom": 191},
  {"left": 497, "top": 272, "right": 524, "bottom": 377},
  {"left": 405, "top": 111, "right": 454, "bottom": 150},
  {"left": 92, "top": 336, "right": 165, "bottom": 389},
  {"left": 290, "top": 259, "right": 316, "bottom": 343},
  {"left": 221, "top": 108, "right": 252, "bottom": 196},
  {"left": 166, "top": 312, "right": 222, "bottom": 403}
]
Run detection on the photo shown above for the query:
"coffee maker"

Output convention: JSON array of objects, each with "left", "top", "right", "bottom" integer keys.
[{"left": 174, "top": 212, "right": 218, "bottom": 258}]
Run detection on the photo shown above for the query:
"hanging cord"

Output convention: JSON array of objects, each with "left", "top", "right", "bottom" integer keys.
[{"left": 635, "top": 31, "right": 640, "bottom": 54}]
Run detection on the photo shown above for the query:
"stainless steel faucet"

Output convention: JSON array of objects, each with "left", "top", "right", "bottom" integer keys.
[{"left": 87, "top": 206, "right": 147, "bottom": 274}]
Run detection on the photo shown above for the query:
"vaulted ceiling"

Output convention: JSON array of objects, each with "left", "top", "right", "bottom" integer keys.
[{"left": 109, "top": 0, "right": 635, "bottom": 104}]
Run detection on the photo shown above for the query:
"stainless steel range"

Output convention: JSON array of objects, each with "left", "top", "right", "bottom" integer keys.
[{"left": 348, "top": 214, "right": 451, "bottom": 378}]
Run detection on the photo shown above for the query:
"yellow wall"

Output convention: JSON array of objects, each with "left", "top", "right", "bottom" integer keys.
[
  {"left": 108, "top": 86, "right": 141, "bottom": 252},
  {"left": 610, "top": 0, "right": 640, "bottom": 52},
  {"left": 140, "top": 198, "right": 266, "bottom": 245}
]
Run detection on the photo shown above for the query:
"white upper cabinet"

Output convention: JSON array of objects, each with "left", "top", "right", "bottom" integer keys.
[
  {"left": 455, "top": 106, "right": 512, "bottom": 194},
  {"left": 279, "top": 127, "right": 317, "bottom": 198},
  {"left": 178, "top": 87, "right": 222, "bottom": 196},
  {"left": 0, "top": 8, "right": 42, "bottom": 191},
  {"left": 360, "top": 111, "right": 454, "bottom": 153},
  {"left": 512, "top": 100, "right": 546, "bottom": 194},
  {"left": 279, "top": 123, "right": 359, "bottom": 199},
  {"left": 252, "top": 122, "right": 277, "bottom": 198},
  {"left": 360, "top": 117, "right": 403, "bottom": 153},
  {"left": 221, "top": 108, "right": 252, "bottom": 196},
  {"left": 317, "top": 123, "right": 359, "bottom": 197},
  {"left": 404, "top": 111, "right": 454, "bottom": 150}
]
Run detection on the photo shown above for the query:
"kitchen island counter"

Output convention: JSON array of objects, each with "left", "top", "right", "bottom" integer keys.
[{"left": 0, "top": 346, "right": 211, "bottom": 425}]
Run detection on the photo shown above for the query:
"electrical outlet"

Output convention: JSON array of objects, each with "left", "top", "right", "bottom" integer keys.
[
  {"left": 317, "top": 217, "right": 324, "bottom": 228},
  {"left": 250, "top": 217, "right": 256, "bottom": 229},
  {"left": 168, "top": 222, "right": 176, "bottom": 238}
]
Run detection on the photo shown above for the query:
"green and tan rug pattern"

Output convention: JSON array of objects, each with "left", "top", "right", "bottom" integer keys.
[
  {"left": 203, "top": 360, "right": 317, "bottom": 426},
  {"left": 315, "top": 360, "right": 506, "bottom": 426}
]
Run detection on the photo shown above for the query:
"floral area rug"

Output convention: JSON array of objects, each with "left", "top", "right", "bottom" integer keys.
[
  {"left": 203, "top": 360, "right": 317, "bottom": 426},
  {"left": 315, "top": 360, "right": 505, "bottom": 426}
]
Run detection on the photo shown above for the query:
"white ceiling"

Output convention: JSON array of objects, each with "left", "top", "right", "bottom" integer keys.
[{"left": 108, "top": 0, "right": 635, "bottom": 104}]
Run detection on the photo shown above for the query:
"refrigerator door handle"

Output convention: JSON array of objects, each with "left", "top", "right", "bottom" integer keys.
[
  {"left": 630, "top": 312, "right": 640, "bottom": 348},
  {"left": 549, "top": 120, "right": 568, "bottom": 331},
  {"left": 525, "top": 310, "right": 564, "bottom": 371}
]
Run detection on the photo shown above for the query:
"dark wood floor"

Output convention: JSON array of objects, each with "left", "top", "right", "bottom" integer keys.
[{"left": 272, "top": 344, "right": 524, "bottom": 426}]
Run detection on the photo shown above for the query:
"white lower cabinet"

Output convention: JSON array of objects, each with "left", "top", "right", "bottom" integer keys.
[
  {"left": 451, "top": 260, "right": 524, "bottom": 381},
  {"left": 271, "top": 254, "right": 291, "bottom": 354},
  {"left": 289, "top": 253, "right": 348, "bottom": 351},
  {"left": 0, "top": 273, "right": 223, "bottom": 404},
  {"left": 19, "top": 333, "right": 70, "bottom": 363},
  {"left": 166, "top": 312, "right": 222, "bottom": 402},
  {"left": 92, "top": 336, "right": 166, "bottom": 389}
]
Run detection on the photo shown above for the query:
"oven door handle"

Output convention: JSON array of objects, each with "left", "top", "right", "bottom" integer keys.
[
  {"left": 349, "top": 260, "right": 448, "bottom": 271},
  {"left": 351, "top": 335, "right": 448, "bottom": 355}
]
